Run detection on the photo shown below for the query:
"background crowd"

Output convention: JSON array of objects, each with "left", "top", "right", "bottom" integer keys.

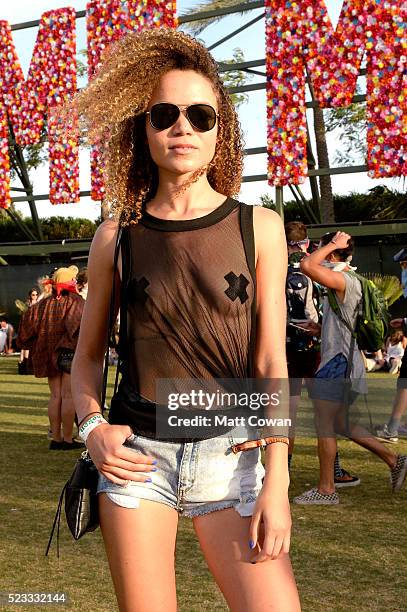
[{"left": 1, "top": 232, "right": 406, "bottom": 497}]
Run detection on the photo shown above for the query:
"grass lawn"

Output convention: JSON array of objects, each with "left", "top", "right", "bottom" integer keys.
[{"left": 0, "top": 356, "right": 406, "bottom": 611}]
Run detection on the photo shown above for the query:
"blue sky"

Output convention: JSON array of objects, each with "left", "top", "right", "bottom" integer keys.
[{"left": 1, "top": 1, "right": 399, "bottom": 220}]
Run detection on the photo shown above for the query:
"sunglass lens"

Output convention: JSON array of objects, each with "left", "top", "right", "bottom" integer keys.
[
  {"left": 187, "top": 104, "right": 217, "bottom": 131},
  {"left": 150, "top": 103, "right": 180, "bottom": 130}
]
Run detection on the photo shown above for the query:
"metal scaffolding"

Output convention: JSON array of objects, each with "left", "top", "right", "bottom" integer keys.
[{"left": 2, "top": 0, "right": 404, "bottom": 252}]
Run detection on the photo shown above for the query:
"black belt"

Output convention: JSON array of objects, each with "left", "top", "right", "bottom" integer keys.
[{"left": 108, "top": 387, "right": 234, "bottom": 443}]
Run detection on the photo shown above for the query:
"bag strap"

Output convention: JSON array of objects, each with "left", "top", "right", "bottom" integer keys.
[
  {"left": 117, "top": 226, "right": 131, "bottom": 382},
  {"left": 45, "top": 481, "right": 68, "bottom": 558},
  {"left": 239, "top": 202, "right": 256, "bottom": 378},
  {"left": 327, "top": 289, "right": 356, "bottom": 337},
  {"left": 101, "top": 227, "right": 123, "bottom": 416}
]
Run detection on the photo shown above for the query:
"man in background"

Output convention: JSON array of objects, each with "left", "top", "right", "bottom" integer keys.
[
  {"left": 0, "top": 317, "right": 14, "bottom": 354},
  {"left": 285, "top": 222, "right": 359, "bottom": 487}
]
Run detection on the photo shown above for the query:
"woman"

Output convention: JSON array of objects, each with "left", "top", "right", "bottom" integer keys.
[
  {"left": 17, "top": 266, "right": 85, "bottom": 450},
  {"left": 76, "top": 268, "right": 88, "bottom": 301},
  {"left": 27, "top": 287, "right": 39, "bottom": 306},
  {"left": 384, "top": 330, "right": 406, "bottom": 374},
  {"left": 71, "top": 29, "right": 300, "bottom": 611},
  {"left": 18, "top": 287, "right": 39, "bottom": 374}
]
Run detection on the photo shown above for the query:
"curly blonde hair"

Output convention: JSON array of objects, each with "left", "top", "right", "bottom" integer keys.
[{"left": 73, "top": 28, "right": 244, "bottom": 225}]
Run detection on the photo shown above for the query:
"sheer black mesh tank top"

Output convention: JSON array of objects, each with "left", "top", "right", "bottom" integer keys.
[{"left": 109, "top": 197, "right": 256, "bottom": 440}]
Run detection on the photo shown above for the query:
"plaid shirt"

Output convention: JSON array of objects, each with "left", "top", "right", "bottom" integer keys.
[{"left": 17, "top": 292, "right": 84, "bottom": 378}]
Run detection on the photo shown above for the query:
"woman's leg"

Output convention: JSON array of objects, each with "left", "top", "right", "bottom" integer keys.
[
  {"left": 61, "top": 372, "right": 76, "bottom": 442},
  {"left": 99, "top": 494, "right": 178, "bottom": 612},
  {"left": 47, "top": 375, "right": 62, "bottom": 441},
  {"left": 193, "top": 508, "right": 301, "bottom": 612},
  {"left": 19, "top": 349, "right": 29, "bottom": 363},
  {"left": 287, "top": 394, "right": 300, "bottom": 470}
]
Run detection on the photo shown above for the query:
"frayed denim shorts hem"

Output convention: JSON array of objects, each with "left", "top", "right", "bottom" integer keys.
[{"left": 97, "top": 427, "right": 265, "bottom": 519}]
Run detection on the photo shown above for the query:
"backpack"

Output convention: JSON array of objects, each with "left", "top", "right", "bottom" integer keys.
[
  {"left": 286, "top": 254, "right": 320, "bottom": 350},
  {"left": 327, "top": 271, "right": 390, "bottom": 352}
]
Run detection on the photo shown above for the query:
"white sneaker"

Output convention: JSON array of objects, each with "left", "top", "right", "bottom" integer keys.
[{"left": 375, "top": 423, "right": 398, "bottom": 444}]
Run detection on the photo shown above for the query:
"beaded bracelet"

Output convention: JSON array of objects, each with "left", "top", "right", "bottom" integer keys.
[
  {"left": 231, "top": 436, "right": 289, "bottom": 454},
  {"left": 79, "top": 413, "right": 108, "bottom": 443}
]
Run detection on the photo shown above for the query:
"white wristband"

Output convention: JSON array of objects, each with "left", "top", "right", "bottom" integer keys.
[{"left": 79, "top": 413, "right": 108, "bottom": 442}]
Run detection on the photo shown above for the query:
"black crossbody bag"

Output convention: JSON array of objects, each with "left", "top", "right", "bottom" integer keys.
[{"left": 45, "top": 228, "right": 123, "bottom": 557}]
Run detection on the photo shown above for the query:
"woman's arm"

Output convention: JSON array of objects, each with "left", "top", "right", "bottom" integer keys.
[
  {"left": 300, "top": 231, "right": 351, "bottom": 300},
  {"left": 249, "top": 207, "right": 291, "bottom": 562},
  {"left": 6, "top": 324, "right": 14, "bottom": 352},
  {"left": 71, "top": 219, "right": 156, "bottom": 485}
]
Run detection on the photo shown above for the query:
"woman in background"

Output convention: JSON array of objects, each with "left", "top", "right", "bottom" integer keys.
[
  {"left": 17, "top": 287, "right": 39, "bottom": 374},
  {"left": 18, "top": 266, "right": 84, "bottom": 450}
]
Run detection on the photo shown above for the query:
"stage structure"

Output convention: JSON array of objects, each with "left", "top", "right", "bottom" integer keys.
[{"left": 0, "top": 0, "right": 405, "bottom": 244}]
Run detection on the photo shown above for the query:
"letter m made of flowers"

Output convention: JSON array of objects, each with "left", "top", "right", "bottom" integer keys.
[
  {"left": 0, "top": 8, "right": 79, "bottom": 209},
  {"left": 265, "top": 0, "right": 406, "bottom": 186}
]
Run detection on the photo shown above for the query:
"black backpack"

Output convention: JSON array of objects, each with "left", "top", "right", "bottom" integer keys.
[{"left": 286, "top": 253, "right": 320, "bottom": 350}]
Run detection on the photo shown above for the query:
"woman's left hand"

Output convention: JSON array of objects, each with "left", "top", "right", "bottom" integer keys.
[{"left": 249, "top": 488, "right": 292, "bottom": 563}]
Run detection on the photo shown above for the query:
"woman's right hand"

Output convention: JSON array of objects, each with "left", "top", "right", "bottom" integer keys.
[{"left": 85, "top": 423, "right": 157, "bottom": 486}]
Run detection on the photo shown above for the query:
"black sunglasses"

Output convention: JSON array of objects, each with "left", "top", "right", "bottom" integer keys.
[{"left": 146, "top": 103, "right": 218, "bottom": 132}]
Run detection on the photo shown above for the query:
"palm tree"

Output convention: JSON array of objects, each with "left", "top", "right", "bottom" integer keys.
[
  {"left": 182, "top": 0, "right": 336, "bottom": 221},
  {"left": 181, "top": 0, "right": 251, "bottom": 35},
  {"left": 307, "top": 76, "right": 335, "bottom": 223},
  {"left": 361, "top": 274, "right": 403, "bottom": 308}
]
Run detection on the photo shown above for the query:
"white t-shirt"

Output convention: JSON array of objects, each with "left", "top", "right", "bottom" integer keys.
[{"left": 386, "top": 342, "right": 404, "bottom": 362}]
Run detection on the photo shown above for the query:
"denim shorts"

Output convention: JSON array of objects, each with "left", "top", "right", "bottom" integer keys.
[
  {"left": 97, "top": 427, "right": 265, "bottom": 518},
  {"left": 309, "top": 378, "right": 359, "bottom": 406}
]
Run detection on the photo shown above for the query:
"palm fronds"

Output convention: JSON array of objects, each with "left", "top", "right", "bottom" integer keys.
[
  {"left": 181, "top": 0, "right": 252, "bottom": 36},
  {"left": 360, "top": 273, "right": 403, "bottom": 307},
  {"left": 15, "top": 299, "right": 28, "bottom": 315}
]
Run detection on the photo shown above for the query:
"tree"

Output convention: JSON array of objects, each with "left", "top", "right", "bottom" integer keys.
[
  {"left": 360, "top": 274, "right": 402, "bottom": 307},
  {"left": 181, "top": 0, "right": 251, "bottom": 35},
  {"left": 260, "top": 187, "right": 407, "bottom": 224},
  {"left": 313, "top": 105, "right": 334, "bottom": 223},
  {"left": 325, "top": 85, "right": 366, "bottom": 165},
  {"left": 219, "top": 48, "right": 253, "bottom": 108}
]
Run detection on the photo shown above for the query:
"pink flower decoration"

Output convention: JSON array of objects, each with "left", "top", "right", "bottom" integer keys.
[
  {"left": 0, "top": 8, "right": 79, "bottom": 208},
  {"left": 265, "top": 0, "right": 406, "bottom": 186}
]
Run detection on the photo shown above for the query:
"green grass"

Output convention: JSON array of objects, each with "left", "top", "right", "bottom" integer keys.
[{"left": 0, "top": 357, "right": 406, "bottom": 611}]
